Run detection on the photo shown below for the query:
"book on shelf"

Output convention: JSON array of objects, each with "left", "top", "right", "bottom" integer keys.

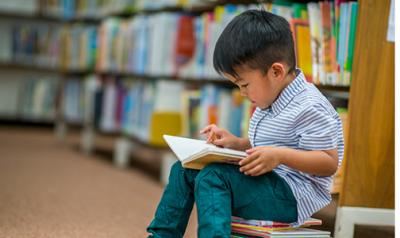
[
  {"left": 320, "top": 1, "right": 337, "bottom": 85},
  {"left": 0, "top": 74, "right": 23, "bottom": 117},
  {"left": 291, "top": 19, "right": 313, "bottom": 82},
  {"left": 64, "top": 78, "right": 84, "bottom": 123},
  {"left": 343, "top": 2, "right": 358, "bottom": 85},
  {"left": 0, "top": 21, "right": 12, "bottom": 62},
  {"left": 163, "top": 134, "right": 247, "bottom": 170},
  {"left": 15, "top": 76, "right": 59, "bottom": 121}
]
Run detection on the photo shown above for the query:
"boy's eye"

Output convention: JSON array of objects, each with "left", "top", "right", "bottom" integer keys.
[{"left": 240, "top": 84, "right": 248, "bottom": 88}]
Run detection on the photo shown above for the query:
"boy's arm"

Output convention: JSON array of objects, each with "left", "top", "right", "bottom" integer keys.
[
  {"left": 278, "top": 147, "right": 338, "bottom": 176},
  {"left": 240, "top": 146, "right": 338, "bottom": 177}
]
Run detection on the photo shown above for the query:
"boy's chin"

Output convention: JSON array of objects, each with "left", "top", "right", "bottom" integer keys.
[
  {"left": 250, "top": 100, "right": 268, "bottom": 109},
  {"left": 257, "top": 104, "right": 268, "bottom": 110},
  {"left": 257, "top": 103, "right": 271, "bottom": 110}
]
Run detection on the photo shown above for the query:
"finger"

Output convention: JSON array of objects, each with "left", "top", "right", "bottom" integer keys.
[
  {"left": 245, "top": 147, "right": 257, "bottom": 155},
  {"left": 245, "top": 164, "right": 265, "bottom": 176},
  {"left": 206, "top": 131, "right": 213, "bottom": 141},
  {"left": 240, "top": 156, "right": 261, "bottom": 172},
  {"left": 199, "top": 124, "right": 217, "bottom": 134},
  {"left": 206, "top": 131, "right": 218, "bottom": 143},
  {"left": 208, "top": 128, "right": 227, "bottom": 142},
  {"left": 212, "top": 138, "right": 225, "bottom": 147},
  {"left": 211, "top": 127, "right": 225, "bottom": 137},
  {"left": 252, "top": 168, "right": 269, "bottom": 177},
  {"left": 239, "top": 150, "right": 259, "bottom": 166}
]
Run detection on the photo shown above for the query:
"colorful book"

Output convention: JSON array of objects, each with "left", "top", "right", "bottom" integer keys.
[
  {"left": 292, "top": 3, "right": 308, "bottom": 20},
  {"left": 320, "top": 1, "right": 336, "bottom": 85},
  {"left": 232, "top": 217, "right": 322, "bottom": 228},
  {"left": 231, "top": 227, "right": 330, "bottom": 238},
  {"left": 291, "top": 19, "right": 313, "bottom": 82},
  {"left": 307, "top": 2, "right": 322, "bottom": 85},
  {"left": 231, "top": 217, "right": 327, "bottom": 237},
  {"left": 344, "top": 2, "right": 358, "bottom": 85}
]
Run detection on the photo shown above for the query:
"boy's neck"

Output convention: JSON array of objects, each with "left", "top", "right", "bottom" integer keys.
[{"left": 280, "top": 70, "right": 297, "bottom": 91}]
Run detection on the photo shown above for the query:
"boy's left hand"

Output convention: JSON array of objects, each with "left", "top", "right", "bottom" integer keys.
[{"left": 239, "top": 146, "right": 282, "bottom": 176}]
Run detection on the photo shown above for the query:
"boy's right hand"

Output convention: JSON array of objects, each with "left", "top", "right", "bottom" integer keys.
[{"left": 199, "top": 124, "right": 240, "bottom": 150}]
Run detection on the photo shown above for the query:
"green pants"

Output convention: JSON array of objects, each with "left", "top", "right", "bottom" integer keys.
[{"left": 147, "top": 161, "right": 297, "bottom": 238}]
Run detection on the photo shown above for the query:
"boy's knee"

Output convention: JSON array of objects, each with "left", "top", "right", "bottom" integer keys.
[
  {"left": 169, "top": 161, "right": 198, "bottom": 184},
  {"left": 168, "top": 161, "right": 184, "bottom": 179},
  {"left": 171, "top": 160, "right": 183, "bottom": 172},
  {"left": 201, "top": 163, "right": 227, "bottom": 174},
  {"left": 195, "top": 163, "right": 234, "bottom": 188}
]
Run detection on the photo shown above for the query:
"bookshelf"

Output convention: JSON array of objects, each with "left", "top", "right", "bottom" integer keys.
[
  {"left": 0, "top": 0, "right": 356, "bottom": 185},
  {"left": 334, "top": 0, "right": 394, "bottom": 237},
  {"left": 67, "top": 1, "right": 354, "bottom": 186}
]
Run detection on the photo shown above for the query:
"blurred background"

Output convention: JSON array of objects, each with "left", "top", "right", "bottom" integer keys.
[{"left": 0, "top": 0, "right": 394, "bottom": 237}]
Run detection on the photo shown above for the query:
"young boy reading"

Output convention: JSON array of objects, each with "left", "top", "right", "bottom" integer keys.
[{"left": 147, "top": 9, "right": 344, "bottom": 238}]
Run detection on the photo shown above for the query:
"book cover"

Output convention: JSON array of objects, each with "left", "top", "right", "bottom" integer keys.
[
  {"left": 337, "top": 2, "right": 348, "bottom": 85},
  {"left": 307, "top": 2, "right": 322, "bottom": 85},
  {"left": 291, "top": 19, "right": 313, "bottom": 82},
  {"left": 231, "top": 226, "right": 330, "bottom": 238},
  {"left": 175, "top": 15, "right": 195, "bottom": 73},
  {"left": 320, "top": 1, "right": 334, "bottom": 85},
  {"left": 100, "top": 77, "right": 118, "bottom": 132},
  {"left": 344, "top": 2, "right": 358, "bottom": 85},
  {"left": 163, "top": 135, "right": 247, "bottom": 170},
  {"left": 232, "top": 216, "right": 322, "bottom": 228}
]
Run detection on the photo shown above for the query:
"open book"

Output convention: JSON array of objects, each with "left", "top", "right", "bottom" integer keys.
[{"left": 163, "top": 135, "right": 247, "bottom": 170}]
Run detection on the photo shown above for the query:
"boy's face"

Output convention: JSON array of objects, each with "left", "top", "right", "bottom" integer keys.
[{"left": 224, "top": 64, "right": 286, "bottom": 110}]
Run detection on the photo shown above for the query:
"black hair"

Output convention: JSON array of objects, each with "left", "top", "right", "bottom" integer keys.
[{"left": 213, "top": 9, "right": 296, "bottom": 78}]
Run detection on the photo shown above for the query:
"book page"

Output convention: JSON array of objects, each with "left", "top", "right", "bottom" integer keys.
[
  {"left": 163, "top": 135, "right": 208, "bottom": 161},
  {"left": 163, "top": 135, "right": 247, "bottom": 162}
]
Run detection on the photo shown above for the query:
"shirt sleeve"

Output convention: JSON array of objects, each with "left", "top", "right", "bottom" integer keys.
[{"left": 295, "top": 104, "right": 338, "bottom": 151}]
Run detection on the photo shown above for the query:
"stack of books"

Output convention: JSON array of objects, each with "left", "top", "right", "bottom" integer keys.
[{"left": 230, "top": 216, "right": 331, "bottom": 238}]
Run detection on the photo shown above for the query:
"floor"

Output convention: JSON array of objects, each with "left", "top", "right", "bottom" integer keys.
[
  {"left": 0, "top": 126, "right": 197, "bottom": 238},
  {"left": 0, "top": 126, "right": 394, "bottom": 238}
]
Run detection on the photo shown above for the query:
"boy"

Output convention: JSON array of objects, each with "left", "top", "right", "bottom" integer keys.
[{"left": 147, "top": 9, "right": 344, "bottom": 238}]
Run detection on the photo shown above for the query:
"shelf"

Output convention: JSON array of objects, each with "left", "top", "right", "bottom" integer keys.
[
  {"left": 0, "top": 11, "right": 102, "bottom": 23},
  {"left": 319, "top": 89, "right": 350, "bottom": 100},
  {"left": 0, "top": 61, "right": 351, "bottom": 95},
  {"left": 63, "top": 120, "right": 84, "bottom": 128},
  {"left": 0, "top": 61, "right": 59, "bottom": 74},
  {"left": 0, "top": 62, "right": 349, "bottom": 94},
  {"left": 88, "top": 127, "right": 168, "bottom": 150},
  {"left": 122, "top": 132, "right": 169, "bottom": 150},
  {"left": 0, "top": 117, "right": 54, "bottom": 126},
  {"left": 98, "top": 70, "right": 232, "bottom": 85},
  {"left": 98, "top": 71, "right": 351, "bottom": 92},
  {"left": 0, "top": 2, "right": 219, "bottom": 23},
  {"left": 1, "top": 0, "right": 266, "bottom": 23},
  {"left": 315, "top": 84, "right": 350, "bottom": 92},
  {"left": 0, "top": 62, "right": 94, "bottom": 76}
]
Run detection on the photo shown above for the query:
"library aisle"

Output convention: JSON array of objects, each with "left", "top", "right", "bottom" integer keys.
[
  {"left": 0, "top": 126, "right": 197, "bottom": 238},
  {"left": 0, "top": 0, "right": 395, "bottom": 237}
]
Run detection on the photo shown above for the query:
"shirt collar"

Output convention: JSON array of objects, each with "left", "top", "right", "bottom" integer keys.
[{"left": 262, "top": 69, "right": 307, "bottom": 115}]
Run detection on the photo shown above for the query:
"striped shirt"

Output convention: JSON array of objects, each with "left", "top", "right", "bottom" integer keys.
[{"left": 248, "top": 69, "right": 344, "bottom": 226}]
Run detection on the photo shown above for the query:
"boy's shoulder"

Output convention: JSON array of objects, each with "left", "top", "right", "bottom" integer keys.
[{"left": 290, "top": 84, "right": 337, "bottom": 117}]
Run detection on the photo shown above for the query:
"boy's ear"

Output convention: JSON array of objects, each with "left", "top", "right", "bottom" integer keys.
[{"left": 268, "top": 63, "right": 285, "bottom": 80}]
